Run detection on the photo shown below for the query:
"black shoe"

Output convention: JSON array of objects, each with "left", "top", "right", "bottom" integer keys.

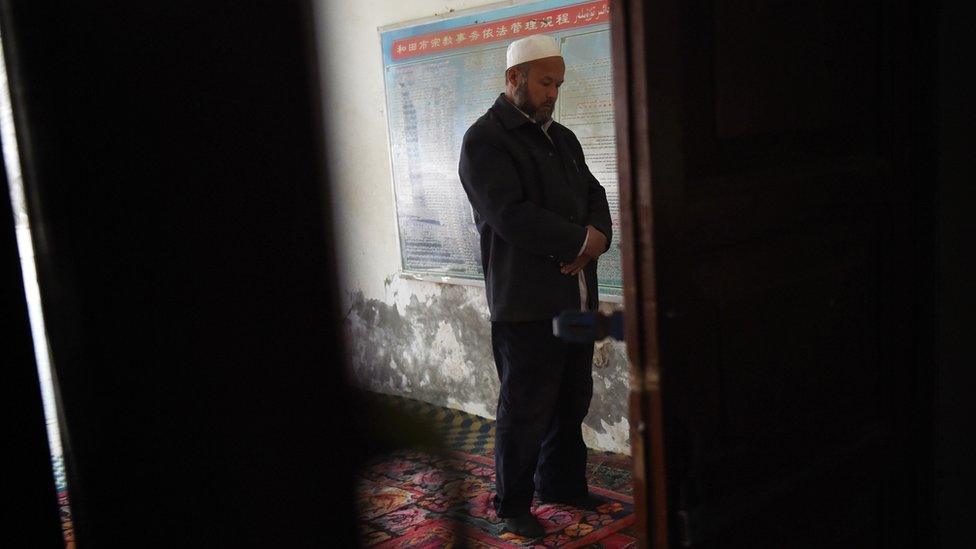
[
  {"left": 539, "top": 492, "right": 605, "bottom": 510},
  {"left": 502, "top": 512, "right": 545, "bottom": 538}
]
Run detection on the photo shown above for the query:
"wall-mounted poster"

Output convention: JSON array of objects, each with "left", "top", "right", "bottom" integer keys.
[{"left": 380, "top": 0, "right": 620, "bottom": 297}]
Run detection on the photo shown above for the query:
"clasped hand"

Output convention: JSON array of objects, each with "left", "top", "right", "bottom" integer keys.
[{"left": 560, "top": 225, "right": 607, "bottom": 276}]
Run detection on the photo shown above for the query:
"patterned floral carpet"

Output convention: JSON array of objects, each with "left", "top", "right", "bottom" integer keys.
[
  {"left": 53, "top": 454, "right": 76, "bottom": 548},
  {"left": 356, "top": 393, "right": 638, "bottom": 548}
]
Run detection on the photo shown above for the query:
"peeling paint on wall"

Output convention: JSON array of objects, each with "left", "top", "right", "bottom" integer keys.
[
  {"left": 586, "top": 334, "right": 631, "bottom": 453},
  {"left": 583, "top": 417, "right": 631, "bottom": 454},
  {"left": 342, "top": 277, "right": 631, "bottom": 454}
]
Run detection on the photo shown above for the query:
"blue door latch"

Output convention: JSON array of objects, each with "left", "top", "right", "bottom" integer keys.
[{"left": 552, "top": 310, "right": 624, "bottom": 342}]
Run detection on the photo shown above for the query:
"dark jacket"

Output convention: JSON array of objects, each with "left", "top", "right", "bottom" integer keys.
[{"left": 459, "top": 94, "right": 613, "bottom": 322}]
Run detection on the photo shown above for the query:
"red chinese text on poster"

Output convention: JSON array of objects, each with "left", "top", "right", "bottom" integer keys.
[{"left": 390, "top": 1, "right": 610, "bottom": 61}]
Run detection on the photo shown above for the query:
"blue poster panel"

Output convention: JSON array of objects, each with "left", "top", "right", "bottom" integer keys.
[{"left": 380, "top": 0, "right": 620, "bottom": 295}]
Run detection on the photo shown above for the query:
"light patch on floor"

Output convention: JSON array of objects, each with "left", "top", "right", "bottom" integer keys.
[{"left": 446, "top": 396, "right": 496, "bottom": 420}]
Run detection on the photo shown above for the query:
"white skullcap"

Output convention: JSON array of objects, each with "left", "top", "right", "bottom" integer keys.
[{"left": 506, "top": 34, "right": 561, "bottom": 70}]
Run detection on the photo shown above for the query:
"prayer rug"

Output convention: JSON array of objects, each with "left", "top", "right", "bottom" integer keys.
[{"left": 357, "top": 393, "right": 638, "bottom": 548}]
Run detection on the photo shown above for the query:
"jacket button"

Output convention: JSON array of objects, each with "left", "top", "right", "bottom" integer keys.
[
  {"left": 548, "top": 152, "right": 554, "bottom": 157},
  {"left": 569, "top": 216, "right": 575, "bottom": 221},
  {"left": 547, "top": 254, "right": 555, "bottom": 259}
]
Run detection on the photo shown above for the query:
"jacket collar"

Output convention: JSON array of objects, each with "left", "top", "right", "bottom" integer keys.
[{"left": 493, "top": 93, "right": 536, "bottom": 131}]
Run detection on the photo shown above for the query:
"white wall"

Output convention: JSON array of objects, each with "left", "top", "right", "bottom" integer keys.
[
  {"left": 315, "top": 0, "right": 488, "bottom": 300},
  {"left": 312, "top": 0, "right": 631, "bottom": 454}
]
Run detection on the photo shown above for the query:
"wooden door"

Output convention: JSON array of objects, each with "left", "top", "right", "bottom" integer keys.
[{"left": 612, "top": 1, "right": 931, "bottom": 546}]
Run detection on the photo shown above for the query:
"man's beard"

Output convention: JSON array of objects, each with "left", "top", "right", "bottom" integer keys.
[{"left": 513, "top": 78, "right": 553, "bottom": 124}]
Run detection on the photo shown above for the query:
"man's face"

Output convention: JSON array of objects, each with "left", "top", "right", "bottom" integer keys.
[{"left": 512, "top": 56, "right": 565, "bottom": 123}]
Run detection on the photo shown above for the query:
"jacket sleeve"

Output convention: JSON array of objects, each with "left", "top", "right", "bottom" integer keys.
[
  {"left": 459, "top": 126, "right": 587, "bottom": 263},
  {"left": 575, "top": 140, "right": 613, "bottom": 252}
]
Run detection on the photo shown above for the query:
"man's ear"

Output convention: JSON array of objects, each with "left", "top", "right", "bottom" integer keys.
[{"left": 505, "top": 67, "right": 518, "bottom": 88}]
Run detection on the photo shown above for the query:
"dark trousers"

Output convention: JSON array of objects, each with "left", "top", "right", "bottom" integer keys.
[{"left": 490, "top": 320, "right": 595, "bottom": 517}]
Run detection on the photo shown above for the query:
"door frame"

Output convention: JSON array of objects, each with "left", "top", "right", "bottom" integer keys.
[{"left": 610, "top": 1, "right": 669, "bottom": 547}]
